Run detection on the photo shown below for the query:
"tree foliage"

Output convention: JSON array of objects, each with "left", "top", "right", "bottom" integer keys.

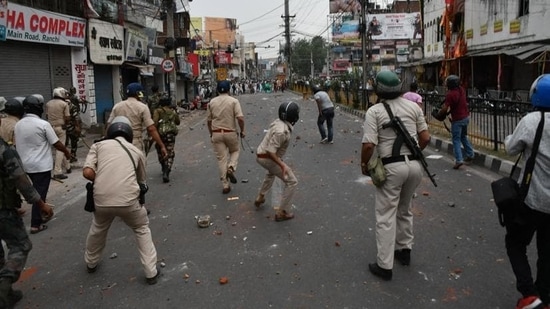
[{"left": 290, "top": 36, "right": 327, "bottom": 79}]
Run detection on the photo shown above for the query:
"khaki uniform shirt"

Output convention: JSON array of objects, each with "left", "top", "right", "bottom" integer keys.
[
  {"left": 256, "top": 119, "right": 292, "bottom": 158},
  {"left": 45, "top": 98, "right": 69, "bottom": 127},
  {"left": 362, "top": 97, "right": 428, "bottom": 159},
  {"left": 0, "top": 115, "right": 19, "bottom": 144},
  {"left": 107, "top": 97, "right": 154, "bottom": 150},
  {"left": 206, "top": 94, "right": 243, "bottom": 131},
  {"left": 83, "top": 137, "right": 146, "bottom": 207}
]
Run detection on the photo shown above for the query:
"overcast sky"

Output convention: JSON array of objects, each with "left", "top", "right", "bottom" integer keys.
[{"left": 189, "top": 0, "right": 393, "bottom": 60}]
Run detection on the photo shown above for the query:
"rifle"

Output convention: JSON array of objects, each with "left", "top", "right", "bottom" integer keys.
[{"left": 381, "top": 102, "right": 437, "bottom": 187}]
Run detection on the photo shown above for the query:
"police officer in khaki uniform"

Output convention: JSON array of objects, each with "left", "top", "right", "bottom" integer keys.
[
  {"left": 361, "top": 71, "right": 430, "bottom": 281},
  {"left": 83, "top": 116, "right": 160, "bottom": 285},
  {"left": 0, "top": 98, "right": 24, "bottom": 145},
  {"left": 207, "top": 80, "right": 245, "bottom": 194},
  {"left": 254, "top": 102, "right": 300, "bottom": 221},
  {"left": 107, "top": 83, "right": 167, "bottom": 158},
  {"left": 46, "top": 87, "right": 71, "bottom": 179}
]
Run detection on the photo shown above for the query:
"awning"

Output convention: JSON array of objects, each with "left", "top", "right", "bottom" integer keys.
[
  {"left": 124, "top": 63, "right": 156, "bottom": 77},
  {"left": 466, "top": 43, "right": 545, "bottom": 58},
  {"left": 400, "top": 56, "right": 444, "bottom": 67},
  {"left": 518, "top": 45, "right": 550, "bottom": 61}
]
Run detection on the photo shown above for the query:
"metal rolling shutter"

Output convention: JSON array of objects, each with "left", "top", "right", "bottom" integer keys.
[{"left": 0, "top": 40, "right": 51, "bottom": 99}]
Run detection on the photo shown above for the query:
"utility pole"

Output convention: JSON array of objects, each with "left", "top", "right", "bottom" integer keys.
[
  {"left": 360, "top": 0, "right": 369, "bottom": 110},
  {"left": 165, "top": 0, "right": 177, "bottom": 100},
  {"left": 282, "top": 0, "right": 295, "bottom": 84},
  {"left": 326, "top": 15, "right": 331, "bottom": 79}
]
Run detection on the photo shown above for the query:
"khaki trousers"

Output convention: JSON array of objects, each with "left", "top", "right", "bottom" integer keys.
[
  {"left": 374, "top": 159, "right": 422, "bottom": 270},
  {"left": 53, "top": 125, "right": 70, "bottom": 175},
  {"left": 85, "top": 201, "right": 158, "bottom": 278},
  {"left": 256, "top": 157, "right": 298, "bottom": 211},
  {"left": 211, "top": 132, "right": 240, "bottom": 188}
]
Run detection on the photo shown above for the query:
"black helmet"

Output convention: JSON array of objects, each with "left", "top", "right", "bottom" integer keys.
[
  {"left": 159, "top": 95, "right": 172, "bottom": 106},
  {"left": 446, "top": 75, "right": 460, "bottom": 89},
  {"left": 23, "top": 95, "right": 44, "bottom": 116},
  {"left": 278, "top": 101, "right": 300, "bottom": 125},
  {"left": 217, "top": 80, "right": 230, "bottom": 93},
  {"left": 106, "top": 116, "right": 133, "bottom": 142},
  {"left": 4, "top": 98, "right": 24, "bottom": 118},
  {"left": 312, "top": 85, "right": 321, "bottom": 94},
  {"left": 374, "top": 71, "right": 403, "bottom": 99}
]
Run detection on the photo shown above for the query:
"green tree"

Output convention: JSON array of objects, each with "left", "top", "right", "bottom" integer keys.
[{"left": 290, "top": 36, "right": 327, "bottom": 79}]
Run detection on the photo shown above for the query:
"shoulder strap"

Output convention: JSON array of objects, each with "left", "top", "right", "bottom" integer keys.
[
  {"left": 519, "top": 111, "right": 545, "bottom": 193},
  {"left": 113, "top": 138, "right": 137, "bottom": 173},
  {"left": 382, "top": 101, "right": 406, "bottom": 156}
]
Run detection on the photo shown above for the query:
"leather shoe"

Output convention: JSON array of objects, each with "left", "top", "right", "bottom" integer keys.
[
  {"left": 222, "top": 186, "right": 231, "bottom": 194},
  {"left": 53, "top": 174, "right": 68, "bottom": 180},
  {"left": 452, "top": 162, "right": 463, "bottom": 169},
  {"left": 394, "top": 249, "right": 411, "bottom": 266},
  {"left": 146, "top": 267, "right": 161, "bottom": 285},
  {"left": 254, "top": 195, "right": 265, "bottom": 208},
  {"left": 86, "top": 264, "right": 98, "bottom": 273},
  {"left": 368, "top": 263, "right": 392, "bottom": 280},
  {"left": 226, "top": 167, "right": 237, "bottom": 184},
  {"left": 275, "top": 210, "right": 294, "bottom": 222}
]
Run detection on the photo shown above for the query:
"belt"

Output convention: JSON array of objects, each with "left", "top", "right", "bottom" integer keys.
[
  {"left": 381, "top": 155, "right": 418, "bottom": 165},
  {"left": 212, "top": 129, "right": 234, "bottom": 133},
  {"left": 257, "top": 153, "right": 271, "bottom": 159}
]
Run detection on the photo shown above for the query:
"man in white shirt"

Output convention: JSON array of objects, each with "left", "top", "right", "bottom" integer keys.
[{"left": 14, "top": 95, "right": 71, "bottom": 234}]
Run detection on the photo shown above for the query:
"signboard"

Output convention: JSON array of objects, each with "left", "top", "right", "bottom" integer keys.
[
  {"left": 125, "top": 28, "right": 148, "bottom": 62},
  {"left": 0, "top": 0, "right": 7, "bottom": 41},
  {"left": 71, "top": 47, "right": 89, "bottom": 104},
  {"left": 2, "top": 3, "right": 86, "bottom": 46},
  {"left": 332, "top": 13, "right": 420, "bottom": 44},
  {"left": 216, "top": 67, "right": 227, "bottom": 81},
  {"left": 204, "top": 17, "right": 236, "bottom": 47},
  {"left": 161, "top": 59, "right": 174, "bottom": 73},
  {"left": 88, "top": 19, "right": 124, "bottom": 65}
]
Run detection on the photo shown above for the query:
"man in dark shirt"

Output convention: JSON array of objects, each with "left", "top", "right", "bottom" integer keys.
[{"left": 438, "top": 75, "right": 475, "bottom": 169}]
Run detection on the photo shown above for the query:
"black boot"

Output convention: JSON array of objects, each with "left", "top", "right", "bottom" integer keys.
[
  {"left": 162, "top": 168, "right": 170, "bottom": 183},
  {"left": 0, "top": 278, "right": 12, "bottom": 308}
]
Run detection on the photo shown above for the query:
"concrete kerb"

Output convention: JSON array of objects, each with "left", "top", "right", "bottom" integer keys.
[{"left": 334, "top": 102, "right": 517, "bottom": 177}]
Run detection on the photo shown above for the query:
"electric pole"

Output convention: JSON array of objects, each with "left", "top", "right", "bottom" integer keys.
[
  {"left": 282, "top": 0, "right": 295, "bottom": 84},
  {"left": 360, "top": 0, "right": 369, "bottom": 109},
  {"left": 165, "top": 0, "right": 177, "bottom": 100}
]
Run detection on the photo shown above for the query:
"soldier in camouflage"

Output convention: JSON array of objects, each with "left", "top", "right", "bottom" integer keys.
[
  {"left": 147, "top": 85, "right": 161, "bottom": 116},
  {"left": 66, "top": 87, "right": 82, "bottom": 162},
  {"left": 153, "top": 96, "right": 180, "bottom": 183},
  {"left": 0, "top": 135, "right": 54, "bottom": 308}
]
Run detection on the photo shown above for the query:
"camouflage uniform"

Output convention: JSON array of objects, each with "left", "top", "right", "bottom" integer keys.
[
  {"left": 65, "top": 94, "right": 81, "bottom": 161},
  {"left": 148, "top": 92, "right": 161, "bottom": 116},
  {"left": 0, "top": 138, "right": 42, "bottom": 305},
  {"left": 152, "top": 106, "right": 180, "bottom": 182}
]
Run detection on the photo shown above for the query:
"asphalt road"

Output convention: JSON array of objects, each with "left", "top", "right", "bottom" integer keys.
[{"left": 16, "top": 91, "right": 522, "bottom": 309}]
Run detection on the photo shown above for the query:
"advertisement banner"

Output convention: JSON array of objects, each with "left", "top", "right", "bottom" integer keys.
[
  {"left": 0, "top": 0, "right": 7, "bottom": 41},
  {"left": 215, "top": 50, "right": 232, "bottom": 65},
  {"left": 332, "top": 13, "right": 420, "bottom": 43},
  {"left": 3, "top": 3, "right": 85, "bottom": 46},
  {"left": 190, "top": 17, "right": 203, "bottom": 49},
  {"left": 88, "top": 19, "right": 124, "bottom": 65},
  {"left": 366, "top": 13, "right": 419, "bottom": 40},
  {"left": 125, "top": 28, "right": 148, "bottom": 62},
  {"left": 329, "top": 0, "right": 361, "bottom": 15},
  {"left": 71, "top": 47, "right": 89, "bottom": 103},
  {"left": 204, "top": 17, "right": 236, "bottom": 48}
]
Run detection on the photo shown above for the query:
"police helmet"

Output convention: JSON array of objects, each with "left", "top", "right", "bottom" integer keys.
[
  {"left": 278, "top": 101, "right": 300, "bottom": 125},
  {"left": 53, "top": 87, "right": 68, "bottom": 99},
  {"left": 530, "top": 74, "right": 550, "bottom": 109},
  {"left": 374, "top": 71, "right": 403, "bottom": 99},
  {"left": 126, "top": 83, "right": 144, "bottom": 99},
  {"left": 106, "top": 116, "right": 133, "bottom": 143},
  {"left": 23, "top": 95, "right": 45, "bottom": 116},
  {"left": 159, "top": 95, "right": 172, "bottom": 107},
  {"left": 445, "top": 75, "right": 460, "bottom": 89},
  {"left": 217, "top": 80, "right": 230, "bottom": 94},
  {"left": 4, "top": 98, "right": 24, "bottom": 118}
]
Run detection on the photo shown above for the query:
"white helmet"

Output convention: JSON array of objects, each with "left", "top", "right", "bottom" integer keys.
[{"left": 52, "top": 87, "right": 68, "bottom": 99}]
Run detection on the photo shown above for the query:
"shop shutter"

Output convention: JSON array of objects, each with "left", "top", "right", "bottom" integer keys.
[
  {"left": 50, "top": 45, "right": 73, "bottom": 93},
  {"left": 0, "top": 40, "right": 51, "bottom": 99}
]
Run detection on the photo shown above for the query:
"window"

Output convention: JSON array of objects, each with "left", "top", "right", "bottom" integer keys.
[{"left": 519, "top": 0, "right": 529, "bottom": 17}]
